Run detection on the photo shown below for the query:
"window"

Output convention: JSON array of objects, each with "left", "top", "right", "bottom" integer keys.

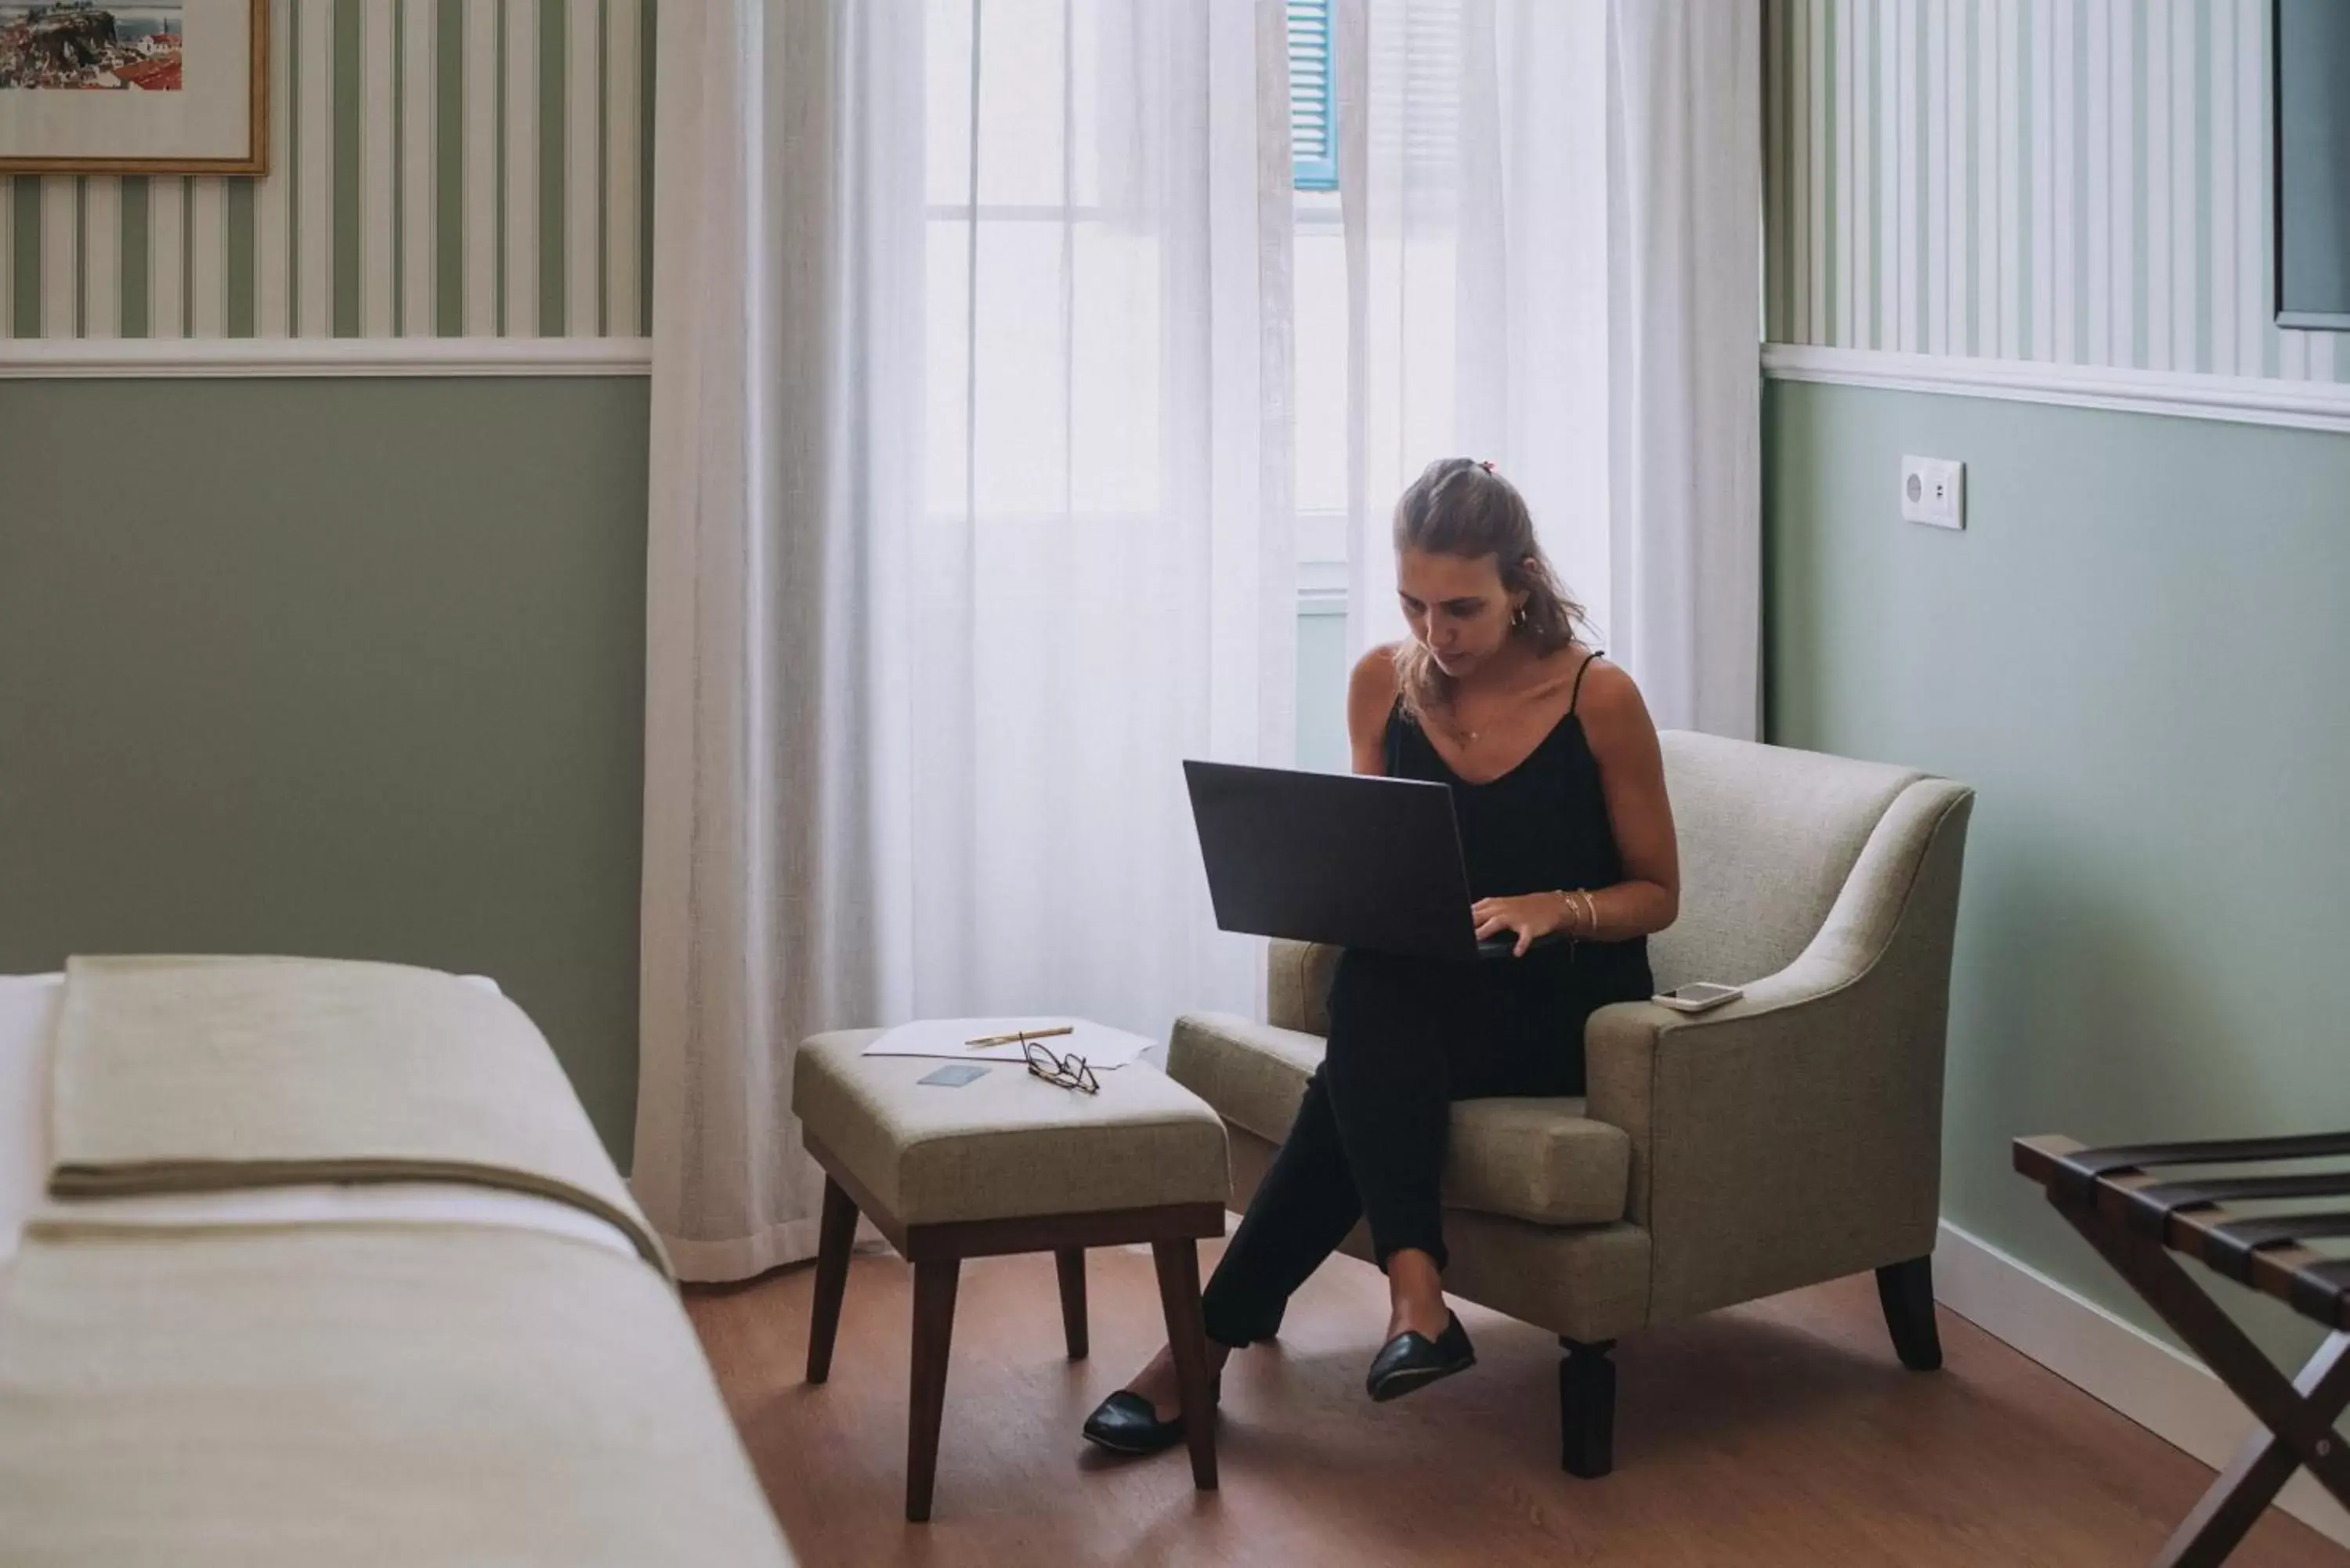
[
  {"left": 922, "top": 0, "right": 1170, "bottom": 526},
  {"left": 1289, "top": 0, "right": 1350, "bottom": 769},
  {"left": 1289, "top": 0, "right": 1337, "bottom": 193},
  {"left": 1289, "top": 0, "right": 1347, "bottom": 573}
]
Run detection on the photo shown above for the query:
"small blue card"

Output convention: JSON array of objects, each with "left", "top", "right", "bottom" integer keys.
[{"left": 918, "top": 1064, "right": 992, "bottom": 1088}]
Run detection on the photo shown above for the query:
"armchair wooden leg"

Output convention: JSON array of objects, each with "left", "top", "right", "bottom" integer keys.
[
  {"left": 1054, "top": 1247, "right": 1088, "bottom": 1360},
  {"left": 1558, "top": 1337, "right": 1617, "bottom": 1479},
  {"left": 1876, "top": 1255, "right": 1944, "bottom": 1372}
]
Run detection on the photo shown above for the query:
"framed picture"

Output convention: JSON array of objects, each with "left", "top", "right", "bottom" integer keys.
[{"left": 0, "top": 0, "right": 266, "bottom": 175}]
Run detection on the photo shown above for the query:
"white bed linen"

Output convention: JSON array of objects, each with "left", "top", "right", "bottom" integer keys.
[{"left": 0, "top": 973, "right": 639, "bottom": 1274}]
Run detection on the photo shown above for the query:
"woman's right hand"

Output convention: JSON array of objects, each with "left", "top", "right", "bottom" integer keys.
[{"left": 1472, "top": 893, "right": 1566, "bottom": 958}]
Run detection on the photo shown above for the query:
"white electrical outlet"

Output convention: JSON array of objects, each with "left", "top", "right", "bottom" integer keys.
[{"left": 1900, "top": 455, "right": 1965, "bottom": 529}]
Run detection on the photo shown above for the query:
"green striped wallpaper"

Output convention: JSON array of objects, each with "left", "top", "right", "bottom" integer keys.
[
  {"left": 1765, "top": 0, "right": 2349, "bottom": 383},
  {"left": 0, "top": 0, "right": 653, "bottom": 341}
]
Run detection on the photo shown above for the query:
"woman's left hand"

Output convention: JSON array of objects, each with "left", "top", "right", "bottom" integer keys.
[{"left": 1472, "top": 894, "right": 1563, "bottom": 958}]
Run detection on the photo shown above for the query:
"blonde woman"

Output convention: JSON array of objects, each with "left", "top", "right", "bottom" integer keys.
[{"left": 1086, "top": 457, "right": 1681, "bottom": 1454}]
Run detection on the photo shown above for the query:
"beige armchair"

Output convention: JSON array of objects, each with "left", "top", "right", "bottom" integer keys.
[{"left": 1166, "top": 731, "right": 1975, "bottom": 1475}]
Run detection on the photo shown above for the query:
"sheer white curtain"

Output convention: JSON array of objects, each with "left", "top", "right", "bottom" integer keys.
[
  {"left": 1338, "top": 0, "right": 1611, "bottom": 656},
  {"left": 635, "top": 0, "right": 1296, "bottom": 1281},
  {"left": 1606, "top": 2, "right": 1763, "bottom": 739},
  {"left": 1336, "top": 0, "right": 1759, "bottom": 739}
]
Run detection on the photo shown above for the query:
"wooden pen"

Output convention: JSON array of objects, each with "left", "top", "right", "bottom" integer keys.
[{"left": 964, "top": 1024, "right": 1076, "bottom": 1049}]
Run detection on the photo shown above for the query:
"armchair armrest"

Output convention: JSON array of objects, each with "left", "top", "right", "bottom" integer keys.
[
  {"left": 1267, "top": 940, "right": 1341, "bottom": 1037},
  {"left": 1585, "top": 778, "right": 1975, "bottom": 1324}
]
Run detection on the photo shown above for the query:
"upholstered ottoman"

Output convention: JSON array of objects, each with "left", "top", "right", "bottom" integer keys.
[{"left": 790, "top": 1030, "right": 1231, "bottom": 1521}]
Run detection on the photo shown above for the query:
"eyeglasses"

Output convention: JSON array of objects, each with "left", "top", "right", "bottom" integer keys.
[{"left": 1023, "top": 1036, "right": 1100, "bottom": 1094}]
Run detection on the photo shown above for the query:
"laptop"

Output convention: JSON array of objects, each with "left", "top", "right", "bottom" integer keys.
[{"left": 1182, "top": 759, "right": 1560, "bottom": 963}]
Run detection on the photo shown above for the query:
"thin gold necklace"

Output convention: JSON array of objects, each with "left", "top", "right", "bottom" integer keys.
[
  {"left": 1442, "top": 639, "right": 1561, "bottom": 746},
  {"left": 1440, "top": 674, "right": 1508, "bottom": 746}
]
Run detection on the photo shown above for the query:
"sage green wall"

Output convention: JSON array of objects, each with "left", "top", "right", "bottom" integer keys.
[
  {"left": 0, "top": 378, "right": 649, "bottom": 1164},
  {"left": 1766, "top": 377, "right": 2349, "bottom": 1360}
]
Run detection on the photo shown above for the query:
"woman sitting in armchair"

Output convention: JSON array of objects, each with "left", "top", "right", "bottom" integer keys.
[{"left": 1084, "top": 456, "right": 1682, "bottom": 1454}]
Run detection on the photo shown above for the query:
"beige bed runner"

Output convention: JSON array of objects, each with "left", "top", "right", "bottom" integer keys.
[
  {"left": 0, "top": 1223, "right": 794, "bottom": 1567},
  {"left": 47, "top": 956, "right": 665, "bottom": 1271}
]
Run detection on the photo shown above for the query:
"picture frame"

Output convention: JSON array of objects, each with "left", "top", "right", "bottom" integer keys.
[
  {"left": 0, "top": 0, "right": 268, "bottom": 175},
  {"left": 2272, "top": 0, "right": 2350, "bottom": 331}
]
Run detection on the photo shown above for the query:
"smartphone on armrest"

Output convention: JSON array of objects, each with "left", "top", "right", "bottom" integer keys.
[{"left": 1652, "top": 981, "right": 1744, "bottom": 1014}]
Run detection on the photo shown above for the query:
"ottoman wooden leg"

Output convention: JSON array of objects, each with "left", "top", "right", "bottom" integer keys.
[
  {"left": 906, "top": 1257, "right": 962, "bottom": 1523},
  {"left": 1151, "top": 1238, "right": 1218, "bottom": 1492},
  {"left": 806, "top": 1176, "right": 858, "bottom": 1385},
  {"left": 1055, "top": 1248, "right": 1089, "bottom": 1360}
]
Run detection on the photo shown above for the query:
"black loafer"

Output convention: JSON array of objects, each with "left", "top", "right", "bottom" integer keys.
[
  {"left": 1365, "top": 1312, "right": 1476, "bottom": 1403},
  {"left": 1079, "top": 1382, "right": 1220, "bottom": 1456}
]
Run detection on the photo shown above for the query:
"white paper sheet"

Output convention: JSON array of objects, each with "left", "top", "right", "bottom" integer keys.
[{"left": 860, "top": 1017, "right": 1154, "bottom": 1068}]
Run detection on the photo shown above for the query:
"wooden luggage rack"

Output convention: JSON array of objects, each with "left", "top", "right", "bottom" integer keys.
[{"left": 2015, "top": 1131, "right": 2350, "bottom": 1567}]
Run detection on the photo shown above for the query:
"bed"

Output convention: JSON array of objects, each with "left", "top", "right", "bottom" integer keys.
[{"left": 0, "top": 961, "right": 797, "bottom": 1568}]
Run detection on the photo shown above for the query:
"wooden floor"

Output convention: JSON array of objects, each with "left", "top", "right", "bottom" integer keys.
[{"left": 687, "top": 1237, "right": 2349, "bottom": 1568}]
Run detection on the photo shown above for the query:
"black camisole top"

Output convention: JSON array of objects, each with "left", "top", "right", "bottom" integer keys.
[{"left": 1382, "top": 651, "right": 1651, "bottom": 994}]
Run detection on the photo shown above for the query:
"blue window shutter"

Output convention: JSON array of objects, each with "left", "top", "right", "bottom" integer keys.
[{"left": 1289, "top": 0, "right": 1337, "bottom": 192}]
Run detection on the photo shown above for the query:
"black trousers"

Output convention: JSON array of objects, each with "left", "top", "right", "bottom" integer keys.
[{"left": 1198, "top": 941, "right": 1649, "bottom": 1349}]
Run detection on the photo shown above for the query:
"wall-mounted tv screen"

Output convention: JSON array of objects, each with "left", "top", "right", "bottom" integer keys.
[{"left": 2276, "top": 0, "right": 2350, "bottom": 328}]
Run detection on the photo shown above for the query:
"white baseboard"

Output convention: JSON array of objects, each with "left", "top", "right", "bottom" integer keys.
[
  {"left": 1763, "top": 342, "right": 2350, "bottom": 436},
  {"left": 0, "top": 336, "right": 653, "bottom": 379},
  {"left": 1935, "top": 1218, "right": 2350, "bottom": 1550}
]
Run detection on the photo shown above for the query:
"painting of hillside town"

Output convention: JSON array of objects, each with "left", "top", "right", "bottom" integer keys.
[{"left": 0, "top": 2, "right": 184, "bottom": 91}]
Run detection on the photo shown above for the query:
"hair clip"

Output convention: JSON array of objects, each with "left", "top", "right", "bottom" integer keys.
[{"left": 1478, "top": 460, "right": 1496, "bottom": 474}]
